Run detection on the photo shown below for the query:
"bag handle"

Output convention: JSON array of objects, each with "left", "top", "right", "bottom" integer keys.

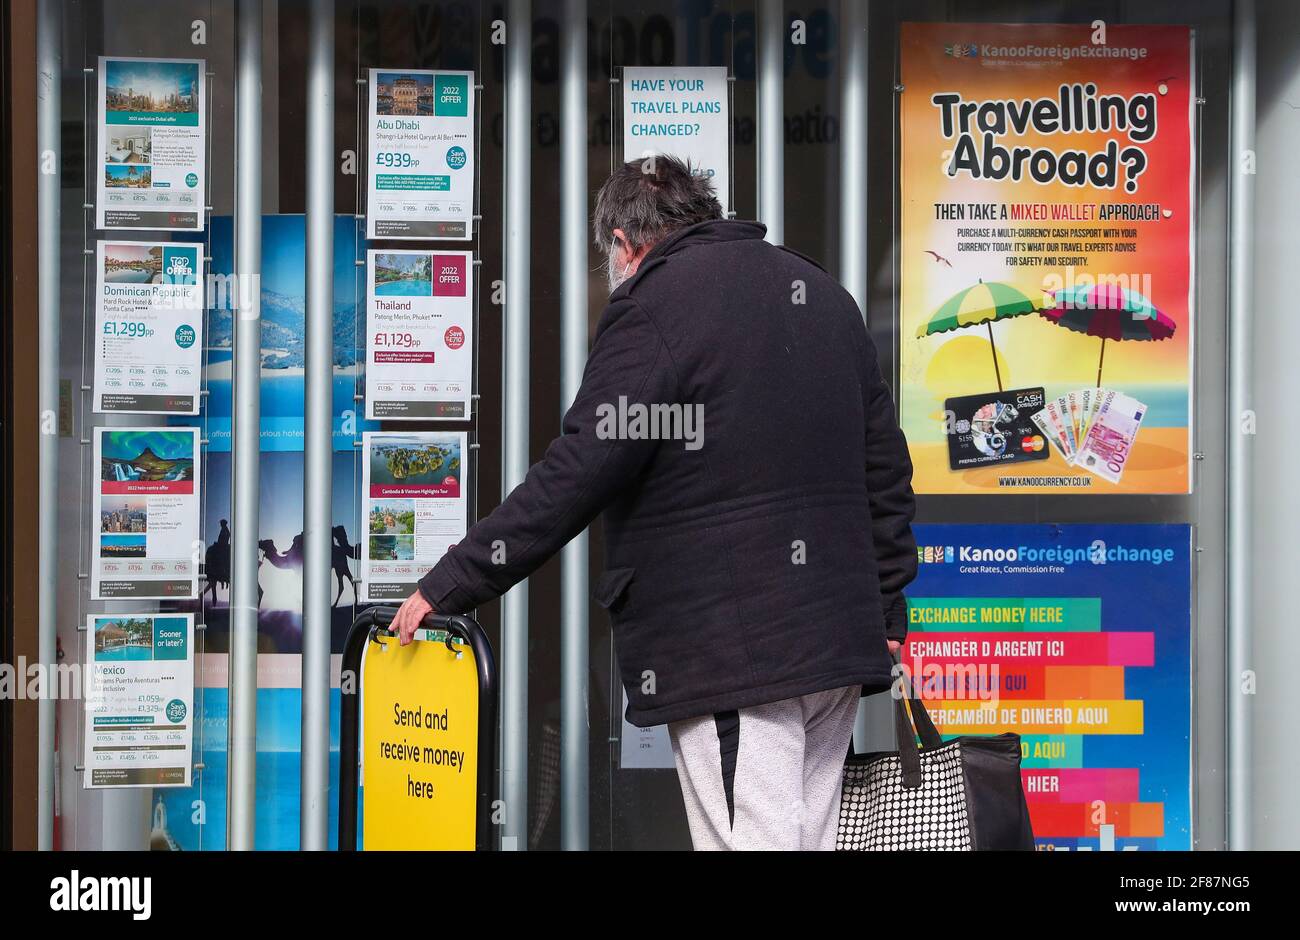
[{"left": 891, "top": 651, "right": 944, "bottom": 789}]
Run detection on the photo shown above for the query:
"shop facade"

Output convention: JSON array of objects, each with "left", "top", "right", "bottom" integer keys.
[{"left": 3, "top": 0, "right": 1299, "bottom": 851}]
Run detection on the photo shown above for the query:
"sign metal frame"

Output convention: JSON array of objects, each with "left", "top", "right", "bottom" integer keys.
[{"left": 339, "top": 605, "right": 498, "bottom": 851}]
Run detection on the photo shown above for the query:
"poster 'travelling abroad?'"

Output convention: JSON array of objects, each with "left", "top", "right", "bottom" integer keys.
[
  {"left": 899, "top": 24, "right": 1194, "bottom": 494},
  {"left": 93, "top": 240, "right": 204, "bottom": 415},
  {"left": 361, "top": 432, "right": 468, "bottom": 602},
  {"left": 92, "top": 427, "right": 200, "bottom": 600},
  {"left": 97, "top": 56, "right": 206, "bottom": 232},
  {"left": 367, "top": 69, "right": 475, "bottom": 240},
  {"left": 366, "top": 249, "right": 474, "bottom": 420},
  {"left": 622, "top": 66, "right": 730, "bottom": 212},
  {"left": 906, "top": 523, "right": 1191, "bottom": 850},
  {"left": 83, "top": 613, "right": 194, "bottom": 789}
]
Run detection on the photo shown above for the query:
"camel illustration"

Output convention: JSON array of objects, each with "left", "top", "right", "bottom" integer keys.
[
  {"left": 203, "top": 519, "right": 231, "bottom": 605},
  {"left": 204, "top": 522, "right": 360, "bottom": 608},
  {"left": 257, "top": 537, "right": 301, "bottom": 606},
  {"left": 331, "top": 526, "right": 361, "bottom": 606},
  {"left": 256, "top": 529, "right": 359, "bottom": 608}
]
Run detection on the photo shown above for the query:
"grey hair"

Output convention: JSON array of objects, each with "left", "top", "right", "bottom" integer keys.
[{"left": 593, "top": 155, "right": 723, "bottom": 255}]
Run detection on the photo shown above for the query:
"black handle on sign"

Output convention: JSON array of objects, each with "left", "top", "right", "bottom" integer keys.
[
  {"left": 337, "top": 606, "right": 498, "bottom": 851},
  {"left": 365, "top": 604, "right": 473, "bottom": 652}
]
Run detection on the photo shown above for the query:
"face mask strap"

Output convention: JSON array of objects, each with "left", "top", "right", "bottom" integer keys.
[{"left": 608, "top": 236, "right": 634, "bottom": 288}]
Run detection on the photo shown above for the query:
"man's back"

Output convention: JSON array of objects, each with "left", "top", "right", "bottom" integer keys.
[
  {"left": 593, "top": 219, "right": 916, "bottom": 726},
  {"left": 417, "top": 220, "right": 913, "bottom": 726}
]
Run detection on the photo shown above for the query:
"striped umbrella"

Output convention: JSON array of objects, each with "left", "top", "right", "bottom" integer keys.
[
  {"left": 1040, "top": 284, "right": 1177, "bottom": 387},
  {"left": 915, "top": 279, "right": 1038, "bottom": 391}
]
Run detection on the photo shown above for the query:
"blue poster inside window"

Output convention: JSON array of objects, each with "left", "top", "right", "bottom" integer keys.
[
  {"left": 197, "top": 213, "right": 373, "bottom": 452},
  {"left": 907, "top": 523, "right": 1192, "bottom": 851}
]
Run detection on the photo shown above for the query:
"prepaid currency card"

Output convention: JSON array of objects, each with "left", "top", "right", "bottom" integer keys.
[
  {"left": 366, "top": 250, "right": 474, "bottom": 420},
  {"left": 93, "top": 240, "right": 204, "bottom": 414},
  {"left": 944, "top": 387, "right": 1049, "bottom": 470},
  {"left": 83, "top": 613, "right": 194, "bottom": 788},
  {"left": 97, "top": 57, "right": 206, "bottom": 231},
  {"left": 1077, "top": 391, "right": 1148, "bottom": 484},
  {"left": 361, "top": 431, "right": 468, "bottom": 601},
  {"left": 367, "top": 69, "right": 475, "bottom": 240}
]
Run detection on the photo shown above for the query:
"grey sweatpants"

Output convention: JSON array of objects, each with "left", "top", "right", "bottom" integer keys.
[{"left": 667, "top": 685, "right": 860, "bottom": 851}]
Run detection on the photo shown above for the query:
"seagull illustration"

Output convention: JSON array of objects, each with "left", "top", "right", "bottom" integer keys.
[{"left": 925, "top": 250, "right": 953, "bottom": 267}]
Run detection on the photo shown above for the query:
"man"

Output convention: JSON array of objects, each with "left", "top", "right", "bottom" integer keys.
[{"left": 393, "top": 156, "right": 917, "bottom": 851}]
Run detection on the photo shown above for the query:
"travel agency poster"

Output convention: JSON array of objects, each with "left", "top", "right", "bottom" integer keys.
[{"left": 899, "top": 23, "right": 1195, "bottom": 494}]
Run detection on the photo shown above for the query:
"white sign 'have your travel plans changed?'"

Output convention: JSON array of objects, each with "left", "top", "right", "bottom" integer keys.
[{"left": 622, "top": 66, "right": 730, "bottom": 213}]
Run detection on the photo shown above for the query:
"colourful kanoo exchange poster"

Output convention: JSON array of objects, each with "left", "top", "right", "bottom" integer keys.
[
  {"left": 900, "top": 24, "right": 1194, "bottom": 494},
  {"left": 83, "top": 613, "right": 194, "bottom": 788},
  {"left": 93, "top": 240, "right": 204, "bottom": 415},
  {"left": 906, "top": 524, "right": 1192, "bottom": 850},
  {"left": 361, "top": 431, "right": 468, "bottom": 602},
  {"left": 366, "top": 249, "right": 474, "bottom": 420},
  {"left": 367, "top": 69, "right": 475, "bottom": 240},
  {"left": 97, "top": 56, "right": 206, "bottom": 232},
  {"left": 92, "top": 427, "right": 200, "bottom": 600}
]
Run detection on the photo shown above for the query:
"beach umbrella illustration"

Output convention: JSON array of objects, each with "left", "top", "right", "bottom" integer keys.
[
  {"left": 915, "top": 279, "right": 1038, "bottom": 391},
  {"left": 1039, "top": 283, "right": 1177, "bottom": 387}
]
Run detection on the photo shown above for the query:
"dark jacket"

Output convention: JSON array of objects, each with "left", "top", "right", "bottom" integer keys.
[{"left": 419, "top": 219, "right": 917, "bottom": 727}]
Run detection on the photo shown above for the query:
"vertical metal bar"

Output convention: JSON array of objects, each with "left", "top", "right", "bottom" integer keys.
[
  {"left": 847, "top": 0, "right": 868, "bottom": 748},
  {"left": 839, "top": 0, "right": 891, "bottom": 755},
  {"left": 559, "top": 0, "right": 589, "bottom": 851},
  {"left": 35, "top": 0, "right": 62, "bottom": 852},
  {"left": 839, "top": 0, "right": 868, "bottom": 318},
  {"left": 757, "top": 0, "right": 784, "bottom": 244},
  {"left": 228, "top": 0, "right": 264, "bottom": 852},
  {"left": 501, "top": 0, "right": 532, "bottom": 851},
  {"left": 1227, "top": 0, "right": 1255, "bottom": 852},
  {"left": 301, "top": 0, "right": 335, "bottom": 852}
]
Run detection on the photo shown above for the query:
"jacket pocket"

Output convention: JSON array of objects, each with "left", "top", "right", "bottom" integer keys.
[{"left": 593, "top": 567, "right": 635, "bottom": 613}]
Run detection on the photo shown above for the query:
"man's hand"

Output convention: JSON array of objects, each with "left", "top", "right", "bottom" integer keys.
[
  {"left": 392, "top": 590, "right": 434, "bottom": 646},
  {"left": 887, "top": 639, "right": 902, "bottom": 656}
]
